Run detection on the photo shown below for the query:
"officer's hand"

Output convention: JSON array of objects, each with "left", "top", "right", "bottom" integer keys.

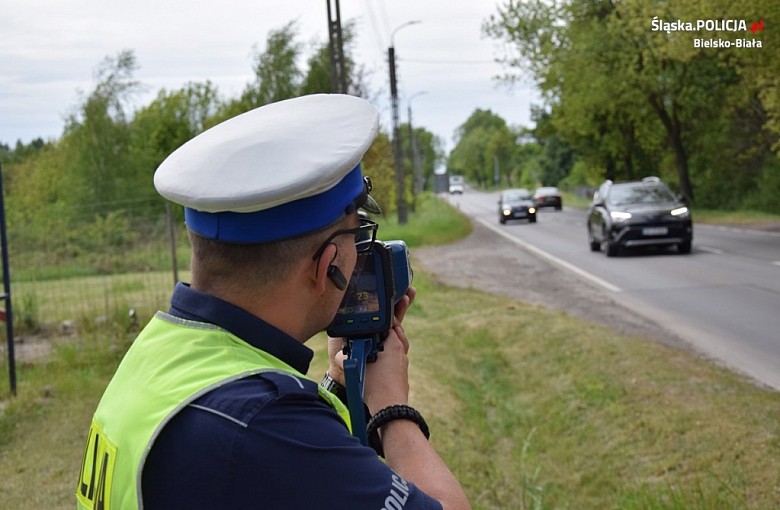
[
  {"left": 326, "top": 336, "right": 348, "bottom": 386},
  {"left": 364, "top": 317, "right": 412, "bottom": 415},
  {"left": 393, "top": 287, "right": 416, "bottom": 324},
  {"left": 326, "top": 287, "right": 416, "bottom": 387}
]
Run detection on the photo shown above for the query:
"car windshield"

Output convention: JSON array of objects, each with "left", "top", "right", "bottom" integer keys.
[
  {"left": 608, "top": 184, "right": 675, "bottom": 205},
  {"left": 536, "top": 187, "right": 557, "bottom": 195},
  {"left": 504, "top": 190, "right": 530, "bottom": 201}
]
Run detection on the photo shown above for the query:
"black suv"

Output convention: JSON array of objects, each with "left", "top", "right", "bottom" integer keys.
[{"left": 587, "top": 177, "right": 692, "bottom": 256}]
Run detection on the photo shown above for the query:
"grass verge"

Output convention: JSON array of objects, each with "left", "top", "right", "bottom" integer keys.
[
  {"left": 1, "top": 194, "right": 778, "bottom": 509},
  {"left": 692, "top": 209, "right": 780, "bottom": 228}
]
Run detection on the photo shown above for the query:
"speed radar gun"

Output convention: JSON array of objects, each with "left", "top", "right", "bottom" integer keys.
[{"left": 327, "top": 239, "right": 413, "bottom": 445}]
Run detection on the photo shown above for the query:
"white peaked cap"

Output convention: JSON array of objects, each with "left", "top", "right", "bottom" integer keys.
[{"left": 153, "top": 94, "right": 381, "bottom": 243}]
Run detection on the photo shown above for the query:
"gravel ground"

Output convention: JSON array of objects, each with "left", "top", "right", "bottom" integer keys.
[{"left": 413, "top": 220, "right": 690, "bottom": 351}]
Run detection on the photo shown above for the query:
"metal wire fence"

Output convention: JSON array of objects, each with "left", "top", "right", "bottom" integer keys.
[{"left": 0, "top": 196, "right": 186, "bottom": 374}]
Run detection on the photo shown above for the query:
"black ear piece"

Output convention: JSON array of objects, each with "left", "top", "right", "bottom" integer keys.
[{"left": 327, "top": 265, "right": 348, "bottom": 290}]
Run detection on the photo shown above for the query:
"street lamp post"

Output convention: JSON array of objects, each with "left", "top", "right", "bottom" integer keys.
[
  {"left": 388, "top": 20, "right": 420, "bottom": 225},
  {"left": 407, "top": 91, "right": 427, "bottom": 211}
]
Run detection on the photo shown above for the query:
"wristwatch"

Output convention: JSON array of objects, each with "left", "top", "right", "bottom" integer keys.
[{"left": 320, "top": 372, "right": 347, "bottom": 402}]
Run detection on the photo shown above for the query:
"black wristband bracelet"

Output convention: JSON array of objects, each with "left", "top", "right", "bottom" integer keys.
[{"left": 366, "top": 404, "right": 430, "bottom": 457}]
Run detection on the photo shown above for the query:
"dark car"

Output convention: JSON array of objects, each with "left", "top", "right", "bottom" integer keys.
[
  {"left": 587, "top": 177, "right": 692, "bottom": 256},
  {"left": 498, "top": 189, "right": 537, "bottom": 224},
  {"left": 533, "top": 186, "right": 562, "bottom": 210}
]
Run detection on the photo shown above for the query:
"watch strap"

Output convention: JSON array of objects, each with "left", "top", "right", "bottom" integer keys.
[{"left": 320, "top": 372, "right": 347, "bottom": 403}]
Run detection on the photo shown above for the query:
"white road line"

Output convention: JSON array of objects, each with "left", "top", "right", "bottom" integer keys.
[
  {"left": 698, "top": 246, "right": 724, "bottom": 255},
  {"left": 697, "top": 223, "right": 780, "bottom": 238},
  {"left": 475, "top": 218, "right": 623, "bottom": 293}
]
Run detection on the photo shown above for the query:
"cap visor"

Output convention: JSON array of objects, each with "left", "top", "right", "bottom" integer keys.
[{"left": 361, "top": 194, "right": 382, "bottom": 215}]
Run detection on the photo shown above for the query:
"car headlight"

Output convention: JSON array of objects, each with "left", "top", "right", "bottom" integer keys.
[
  {"left": 529, "top": 207, "right": 536, "bottom": 214},
  {"left": 671, "top": 206, "right": 689, "bottom": 217},
  {"left": 503, "top": 208, "right": 511, "bottom": 216},
  {"left": 610, "top": 211, "right": 632, "bottom": 222}
]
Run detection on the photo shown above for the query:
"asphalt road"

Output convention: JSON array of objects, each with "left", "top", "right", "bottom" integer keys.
[{"left": 442, "top": 189, "right": 780, "bottom": 391}]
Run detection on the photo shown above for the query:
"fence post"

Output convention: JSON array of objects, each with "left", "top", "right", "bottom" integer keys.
[
  {"left": 166, "top": 202, "right": 179, "bottom": 286},
  {"left": 0, "top": 162, "right": 16, "bottom": 396}
]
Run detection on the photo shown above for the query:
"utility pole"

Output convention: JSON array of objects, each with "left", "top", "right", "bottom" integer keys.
[
  {"left": 388, "top": 20, "right": 420, "bottom": 225},
  {"left": 388, "top": 46, "right": 406, "bottom": 224},
  {"left": 326, "top": 0, "right": 347, "bottom": 93},
  {"left": 0, "top": 162, "right": 15, "bottom": 396}
]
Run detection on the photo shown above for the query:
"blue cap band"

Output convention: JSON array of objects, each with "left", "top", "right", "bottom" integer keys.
[{"left": 185, "top": 164, "right": 365, "bottom": 243}]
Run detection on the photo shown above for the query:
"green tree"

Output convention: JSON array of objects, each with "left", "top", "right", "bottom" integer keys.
[
  {"left": 247, "top": 21, "right": 303, "bottom": 105},
  {"left": 217, "top": 22, "right": 304, "bottom": 121},
  {"left": 61, "top": 49, "right": 142, "bottom": 208},
  {"left": 449, "top": 126, "right": 492, "bottom": 186},
  {"left": 396, "top": 123, "right": 445, "bottom": 210},
  {"left": 132, "top": 81, "right": 222, "bottom": 167},
  {"left": 613, "top": 0, "right": 775, "bottom": 203},
  {"left": 686, "top": 0, "right": 779, "bottom": 151},
  {"left": 512, "top": 137, "right": 544, "bottom": 188},
  {"left": 0, "top": 138, "right": 48, "bottom": 166},
  {"left": 449, "top": 109, "right": 514, "bottom": 187},
  {"left": 216, "top": 20, "right": 373, "bottom": 121},
  {"left": 361, "top": 132, "right": 395, "bottom": 215},
  {"left": 410, "top": 127, "right": 445, "bottom": 192},
  {"left": 484, "top": 0, "right": 777, "bottom": 205},
  {"left": 301, "top": 20, "right": 369, "bottom": 97}
]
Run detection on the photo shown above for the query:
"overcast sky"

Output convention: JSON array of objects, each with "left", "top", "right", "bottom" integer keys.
[{"left": 0, "top": 0, "right": 540, "bottom": 152}]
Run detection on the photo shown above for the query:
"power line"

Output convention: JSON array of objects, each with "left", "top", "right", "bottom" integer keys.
[
  {"left": 362, "top": 0, "right": 388, "bottom": 58},
  {"left": 375, "top": 0, "right": 392, "bottom": 41},
  {"left": 402, "top": 58, "right": 497, "bottom": 65}
]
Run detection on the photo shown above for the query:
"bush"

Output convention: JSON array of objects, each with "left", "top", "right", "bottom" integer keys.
[{"left": 743, "top": 157, "right": 780, "bottom": 214}]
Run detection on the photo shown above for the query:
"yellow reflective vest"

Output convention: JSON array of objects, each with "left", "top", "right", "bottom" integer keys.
[{"left": 76, "top": 312, "right": 350, "bottom": 510}]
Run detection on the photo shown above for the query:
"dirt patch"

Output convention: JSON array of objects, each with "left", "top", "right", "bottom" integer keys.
[
  {"left": 1, "top": 320, "right": 79, "bottom": 365},
  {"left": 413, "top": 221, "right": 689, "bottom": 350},
  {"left": 0, "top": 334, "right": 59, "bottom": 365}
]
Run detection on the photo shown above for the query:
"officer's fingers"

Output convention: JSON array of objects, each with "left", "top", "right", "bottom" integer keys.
[
  {"left": 390, "top": 323, "right": 410, "bottom": 354},
  {"left": 334, "top": 349, "right": 347, "bottom": 367},
  {"left": 326, "top": 337, "right": 348, "bottom": 380},
  {"left": 394, "top": 287, "right": 416, "bottom": 323},
  {"left": 327, "top": 336, "right": 347, "bottom": 356}
]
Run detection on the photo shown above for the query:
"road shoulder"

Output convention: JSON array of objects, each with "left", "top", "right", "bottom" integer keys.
[{"left": 413, "top": 219, "right": 691, "bottom": 351}]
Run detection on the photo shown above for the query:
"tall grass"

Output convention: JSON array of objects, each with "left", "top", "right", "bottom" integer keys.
[
  {"left": 377, "top": 192, "right": 473, "bottom": 247},
  {"left": 308, "top": 268, "right": 780, "bottom": 510},
  {"left": 12, "top": 270, "right": 180, "bottom": 330}
]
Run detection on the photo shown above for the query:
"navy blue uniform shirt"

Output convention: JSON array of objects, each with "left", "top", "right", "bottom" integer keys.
[{"left": 142, "top": 283, "right": 442, "bottom": 510}]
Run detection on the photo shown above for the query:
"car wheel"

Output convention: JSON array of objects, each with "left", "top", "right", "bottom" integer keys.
[
  {"left": 499, "top": 216, "right": 506, "bottom": 224},
  {"left": 678, "top": 240, "right": 691, "bottom": 254},
  {"left": 588, "top": 234, "right": 600, "bottom": 252},
  {"left": 529, "top": 215, "right": 537, "bottom": 223},
  {"left": 602, "top": 227, "right": 619, "bottom": 257},
  {"left": 555, "top": 205, "right": 562, "bottom": 211}
]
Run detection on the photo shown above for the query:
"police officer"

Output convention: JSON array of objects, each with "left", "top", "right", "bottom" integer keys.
[{"left": 76, "top": 94, "right": 471, "bottom": 510}]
